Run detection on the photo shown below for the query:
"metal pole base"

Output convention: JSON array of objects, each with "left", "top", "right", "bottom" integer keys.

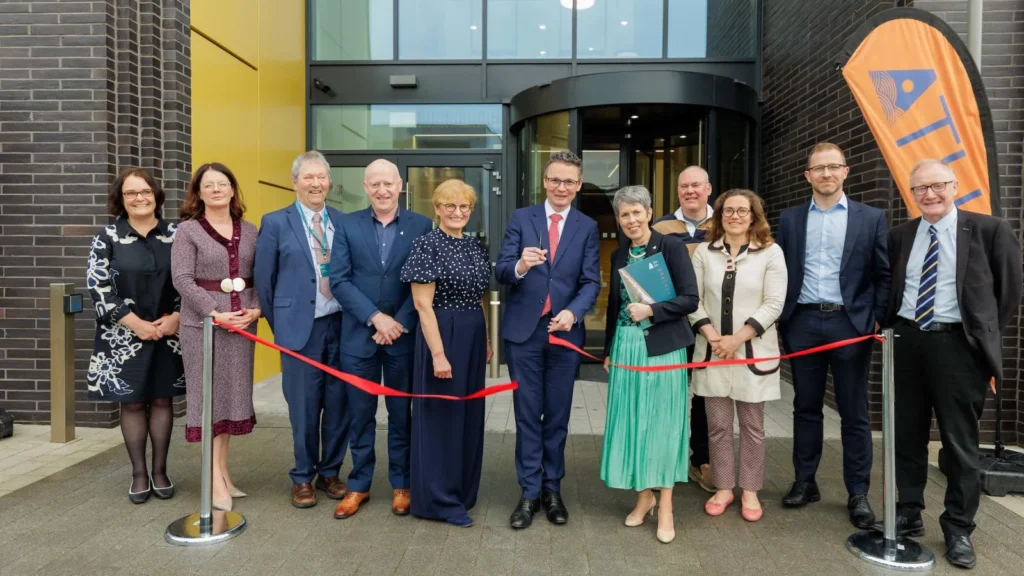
[
  {"left": 165, "top": 511, "right": 247, "bottom": 546},
  {"left": 846, "top": 531, "right": 935, "bottom": 572}
]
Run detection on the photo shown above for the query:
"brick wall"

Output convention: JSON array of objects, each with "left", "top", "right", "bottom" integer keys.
[
  {"left": 707, "top": 0, "right": 758, "bottom": 58},
  {"left": 761, "top": 0, "right": 1024, "bottom": 444},
  {"left": 0, "top": 0, "right": 189, "bottom": 427}
]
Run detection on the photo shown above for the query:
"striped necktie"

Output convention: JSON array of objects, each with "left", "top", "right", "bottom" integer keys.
[{"left": 915, "top": 225, "right": 938, "bottom": 329}]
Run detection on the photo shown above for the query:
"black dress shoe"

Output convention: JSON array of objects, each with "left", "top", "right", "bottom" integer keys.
[
  {"left": 945, "top": 534, "right": 976, "bottom": 569},
  {"left": 509, "top": 498, "right": 540, "bottom": 529},
  {"left": 870, "top": 514, "right": 924, "bottom": 537},
  {"left": 781, "top": 481, "right": 820, "bottom": 507},
  {"left": 541, "top": 491, "right": 569, "bottom": 525},
  {"left": 847, "top": 494, "right": 875, "bottom": 529}
]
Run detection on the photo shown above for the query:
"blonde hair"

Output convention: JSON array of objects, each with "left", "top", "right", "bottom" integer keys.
[
  {"left": 432, "top": 179, "right": 477, "bottom": 211},
  {"left": 807, "top": 142, "right": 846, "bottom": 167}
]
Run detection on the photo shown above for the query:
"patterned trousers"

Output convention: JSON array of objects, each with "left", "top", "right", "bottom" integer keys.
[{"left": 705, "top": 397, "right": 766, "bottom": 491}]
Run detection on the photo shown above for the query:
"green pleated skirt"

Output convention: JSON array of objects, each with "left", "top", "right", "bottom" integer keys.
[{"left": 600, "top": 325, "right": 690, "bottom": 491}]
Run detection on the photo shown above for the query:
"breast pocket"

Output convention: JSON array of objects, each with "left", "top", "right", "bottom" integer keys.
[{"left": 273, "top": 297, "right": 293, "bottom": 308}]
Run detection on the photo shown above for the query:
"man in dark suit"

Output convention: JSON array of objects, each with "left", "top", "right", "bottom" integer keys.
[
  {"left": 254, "top": 151, "right": 350, "bottom": 508},
  {"left": 496, "top": 150, "right": 601, "bottom": 529},
  {"left": 652, "top": 165, "right": 714, "bottom": 492},
  {"left": 776, "top": 142, "right": 890, "bottom": 529},
  {"left": 885, "top": 159, "right": 1021, "bottom": 569},
  {"left": 328, "top": 159, "right": 433, "bottom": 519}
]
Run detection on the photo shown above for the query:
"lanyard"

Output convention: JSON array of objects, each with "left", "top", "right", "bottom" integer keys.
[{"left": 295, "top": 201, "right": 330, "bottom": 259}]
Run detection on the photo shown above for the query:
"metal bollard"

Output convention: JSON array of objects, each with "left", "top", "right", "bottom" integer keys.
[
  {"left": 166, "top": 316, "right": 246, "bottom": 545},
  {"left": 489, "top": 290, "right": 500, "bottom": 378},
  {"left": 846, "top": 328, "right": 934, "bottom": 571},
  {"left": 50, "top": 283, "right": 82, "bottom": 443}
]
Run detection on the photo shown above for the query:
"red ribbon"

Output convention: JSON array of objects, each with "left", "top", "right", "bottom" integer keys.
[
  {"left": 547, "top": 333, "right": 884, "bottom": 372},
  {"left": 213, "top": 320, "right": 517, "bottom": 401}
]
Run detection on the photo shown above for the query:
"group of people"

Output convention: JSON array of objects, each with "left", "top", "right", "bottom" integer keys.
[{"left": 85, "top": 143, "right": 1020, "bottom": 570}]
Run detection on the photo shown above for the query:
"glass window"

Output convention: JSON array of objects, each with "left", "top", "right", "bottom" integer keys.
[
  {"left": 399, "top": 0, "right": 482, "bottom": 59},
  {"left": 406, "top": 166, "right": 490, "bottom": 240},
  {"left": 487, "top": 0, "right": 572, "bottom": 59},
  {"left": 311, "top": 0, "right": 394, "bottom": 61},
  {"left": 313, "top": 105, "right": 502, "bottom": 151},
  {"left": 577, "top": 0, "right": 663, "bottom": 59},
  {"left": 668, "top": 0, "right": 757, "bottom": 58},
  {"left": 326, "top": 167, "right": 372, "bottom": 213},
  {"left": 525, "top": 111, "right": 570, "bottom": 205},
  {"left": 717, "top": 111, "right": 750, "bottom": 192}
]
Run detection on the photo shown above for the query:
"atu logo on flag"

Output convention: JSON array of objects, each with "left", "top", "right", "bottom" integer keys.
[{"left": 837, "top": 8, "right": 1000, "bottom": 218}]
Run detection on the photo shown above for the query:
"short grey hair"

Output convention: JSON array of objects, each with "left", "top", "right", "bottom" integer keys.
[
  {"left": 291, "top": 150, "right": 331, "bottom": 180},
  {"left": 544, "top": 149, "right": 582, "bottom": 177},
  {"left": 613, "top": 185, "right": 652, "bottom": 214},
  {"left": 909, "top": 158, "right": 956, "bottom": 181}
]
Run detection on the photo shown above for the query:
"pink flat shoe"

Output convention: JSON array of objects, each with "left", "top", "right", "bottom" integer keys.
[
  {"left": 741, "top": 505, "right": 763, "bottom": 522},
  {"left": 704, "top": 494, "right": 734, "bottom": 517}
]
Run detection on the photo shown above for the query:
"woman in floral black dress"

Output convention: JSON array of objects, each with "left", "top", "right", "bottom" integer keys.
[{"left": 86, "top": 168, "right": 185, "bottom": 504}]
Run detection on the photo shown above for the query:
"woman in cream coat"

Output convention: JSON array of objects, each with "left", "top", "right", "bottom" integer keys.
[{"left": 689, "top": 189, "right": 787, "bottom": 522}]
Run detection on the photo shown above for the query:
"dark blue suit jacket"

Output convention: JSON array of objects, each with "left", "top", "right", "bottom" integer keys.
[
  {"left": 328, "top": 208, "right": 433, "bottom": 358},
  {"left": 254, "top": 204, "right": 345, "bottom": 352},
  {"left": 776, "top": 199, "right": 891, "bottom": 336},
  {"left": 495, "top": 204, "right": 601, "bottom": 346}
]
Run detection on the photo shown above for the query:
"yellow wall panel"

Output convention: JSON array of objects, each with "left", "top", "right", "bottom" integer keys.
[
  {"left": 191, "top": 33, "right": 259, "bottom": 226},
  {"left": 191, "top": 0, "right": 259, "bottom": 67},
  {"left": 258, "top": 0, "right": 306, "bottom": 189}
]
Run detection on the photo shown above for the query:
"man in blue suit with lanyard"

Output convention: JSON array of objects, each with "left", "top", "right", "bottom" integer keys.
[
  {"left": 496, "top": 150, "right": 601, "bottom": 529},
  {"left": 329, "top": 159, "right": 432, "bottom": 520},
  {"left": 776, "top": 142, "right": 891, "bottom": 530},
  {"left": 255, "top": 151, "right": 350, "bottom": 509}
]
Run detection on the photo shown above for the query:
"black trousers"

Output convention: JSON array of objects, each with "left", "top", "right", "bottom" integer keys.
[
  {"left": 784, "top": 309, "right": 874, "bottom": 495},
  {"left": 893, "top": 320, "right": 988, "bottom": 537},
  {"left": 687, "top": 344, "right": 709, "bottom": 467}
]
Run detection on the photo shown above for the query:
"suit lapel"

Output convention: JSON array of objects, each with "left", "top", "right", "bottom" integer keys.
[
  {"left": 359, "top": 210, "right": 383, "bottom": 272},
  {"left": 531, "top": 205, "right": 549, "bottom": 253},
  {"left": 287, "top": 206, "right": 315, "bottom": 271},
  {"left": 840, "top": 202, "right": 861, "bottom": 273},
  {"left": 553, "top": 208, "right": 581, "bottom": 269},
  {"left": 382, "top": 211, "right": 408, "bottom": 272},
  {"left": 794, "top": 202, "right": 809, "bottom": 275},
  {"left": 644, "top": 231, "right": 663, "bottom": 258},
  {"left": 893, "top": 219, "right": 918, "bottom": 313},
  {"left": 955, "top": 213, "right": 972, "bottom": 304}
]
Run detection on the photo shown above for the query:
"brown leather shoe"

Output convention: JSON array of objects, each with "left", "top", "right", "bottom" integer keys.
[
  {"left": 392, "top": 488, "right": 411, "bottom": 516},
  {"left": 334, "top": 491, "right": 370, "bottom": 519},
  {"left": 315, "top": 476, "right": 348, "bottom": 500},
  {"left": 291, "top": 482, "right": 317, "bottom": 508}
]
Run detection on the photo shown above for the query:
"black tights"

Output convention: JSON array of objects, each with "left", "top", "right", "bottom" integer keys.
[{"left": 120, "top": 397, "right": 174, "bottom": 491}]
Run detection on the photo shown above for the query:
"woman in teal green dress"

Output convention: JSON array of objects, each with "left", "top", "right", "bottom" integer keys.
[{"left": 601, "top": 185, "right": 700, "bottom": 544}]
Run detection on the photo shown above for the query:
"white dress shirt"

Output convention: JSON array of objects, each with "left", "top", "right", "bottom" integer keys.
[
  {"left": 297, "top": 201, "right": 341, "bottom": 318},
  {"left": 515, "top": 200, "right": 570, "bottom": 280},
  {"left": 672, "top": 204, "right": 714, "bottom": 236},
  {"left": 897, "top": 208, "right": 960, "bottom": 323}
]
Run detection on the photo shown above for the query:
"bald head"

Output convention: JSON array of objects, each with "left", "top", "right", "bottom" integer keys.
[
  {"left": 363, "top": 158, "right": 403, "bottom": 217},
  {"left": 677, "top": 166, "right": 712, "bottom": 220}
]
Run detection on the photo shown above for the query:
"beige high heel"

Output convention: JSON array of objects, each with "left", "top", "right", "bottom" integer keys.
[
  {"left": 656, "top": 510, "right": 676, "bottom": 544},
  {"left": 213, "top": 494, "right": 233, "bottom": 511},
  {"left": 625, "top": 494, "right": 657, "bottom": 527},
  {"left": 228, "top": 487, "right": 247, "bottom": 498}
]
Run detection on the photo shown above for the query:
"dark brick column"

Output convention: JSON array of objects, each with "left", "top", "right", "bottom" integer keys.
[
  {"left": 761, "top": 0, "right": 1023, "bottom": 444},
  {"left": 0, "top": 0, "right": 190, "bottom": 427}
]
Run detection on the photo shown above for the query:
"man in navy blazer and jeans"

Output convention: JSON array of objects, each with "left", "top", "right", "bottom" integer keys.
[
  {"left": 328, "top": 159, "right": 433, "bottom": 520},
  {"left": 255, "top": 151, "right": 350, "bottom": 508},
  {"left": 776, "top": 143, "right": 891, "bottom": 529},
  {"left": 496, "top": 150, "right": 601, "bottom": 529}
]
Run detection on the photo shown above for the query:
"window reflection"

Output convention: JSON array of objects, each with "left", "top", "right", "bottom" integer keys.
[
  {"left": 487, "top": 0, "right": 572, "bottom": 59},
  {"left": 326, "top": 167, "right": 372, "bottom": 213},
  {"left": 526, "top": 111, "right": 570, "bottom": 205},
  {"left": 399, "top": 0, "right": 482, "bottom": 59},
  {"left": 668, "top": 0, "right": 757, "bottom": 58},
  {"left": 313, "top": 105, "right": 502, "bottom": 151},
  {"left": 718, "top": 111, "right": 750, "bottom": 191},
  {"left": 577, "top": 0, "right": 663, "bottom": 59},
  {"left": 311, "top": 0, "right": 394, "bottom": 60}
]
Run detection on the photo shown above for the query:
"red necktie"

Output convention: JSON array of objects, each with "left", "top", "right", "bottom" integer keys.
[{"left": 540, "top": 213, "right": 562, "bottom": 317}]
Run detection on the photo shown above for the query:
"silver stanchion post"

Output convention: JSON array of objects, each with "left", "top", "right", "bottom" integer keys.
[
  {"left": 846, "top": 328, "right": 934, "bottom": 571},
  {"left": 165, "top": 316, "right": 247, "bottom": 545},
  {"left": 489, "top": 290, "right": 500, "bottom": 378}
]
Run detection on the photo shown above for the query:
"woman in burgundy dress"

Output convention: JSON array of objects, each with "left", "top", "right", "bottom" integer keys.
[{"left": 171, "top": 162, "right": 261, "bottom": 511}]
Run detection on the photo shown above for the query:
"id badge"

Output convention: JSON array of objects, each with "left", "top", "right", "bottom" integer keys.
[{"left": 319, "top": 263, "right": 330, "bottom": 277}]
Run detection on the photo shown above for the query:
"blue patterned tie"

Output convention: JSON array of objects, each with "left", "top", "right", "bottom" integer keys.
[{"left": 915, "top": 225, "right": 939, "bottom": 329}]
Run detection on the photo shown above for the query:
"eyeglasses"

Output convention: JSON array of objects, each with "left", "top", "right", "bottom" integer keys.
[
  {"left": 201, "top": 181, "right": 232, "bottom": 191},
  {"left": 545, "top": 177, "right": 580, "bottom": 189},
  {"left": 808, "top": 164, "right": 847, "bottom": 175},
  {"left": 442, "top": 203, "right": 472, "bottom": 213},
  {"left": 722, "top": 207, "right": 751, "bottom": 217},
  {"left": 910, "top": 181, "right": 955, "bottom": 196},
  {"left": 123, "top": 189, "right": 155, "bottom": 200}
]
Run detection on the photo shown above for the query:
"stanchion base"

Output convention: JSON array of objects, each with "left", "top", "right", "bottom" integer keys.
[
  {"left": 846, "top": 531, "right": 935, "bottom": 572},
  {"left": 165, "top": 510, "right": 247, "bottom": 546}
]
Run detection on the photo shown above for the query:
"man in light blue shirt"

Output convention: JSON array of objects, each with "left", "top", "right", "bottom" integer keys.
[
  {"left": 776, "top": 143, "right": 891, "bottom": 530},
  {"left": 254, "top": 151, "right": 350, "bottom": 508}
]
